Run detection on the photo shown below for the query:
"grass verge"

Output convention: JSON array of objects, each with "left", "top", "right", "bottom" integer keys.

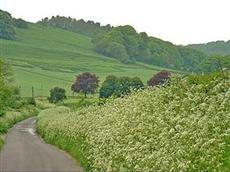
[{"left": 0, "top": 105, "right": 39, "bottom": 150}]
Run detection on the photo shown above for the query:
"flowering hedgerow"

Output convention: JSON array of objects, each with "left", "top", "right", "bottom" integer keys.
[{"left": 37, "top": 75, "right": 230, "bottom": 171}]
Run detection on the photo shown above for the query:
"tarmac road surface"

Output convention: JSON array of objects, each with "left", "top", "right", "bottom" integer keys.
[{"left": 0, "top": 117, "right": 83, "bottom": 172}]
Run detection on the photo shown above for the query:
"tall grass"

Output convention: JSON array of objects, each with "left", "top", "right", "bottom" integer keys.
[{"left": 0, "top": 105, "right": 39, "bottom": 149}]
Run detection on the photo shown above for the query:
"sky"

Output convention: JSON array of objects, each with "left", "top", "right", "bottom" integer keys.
[{"left": 1, "top": 0, "right": 230, "bottom": 45}]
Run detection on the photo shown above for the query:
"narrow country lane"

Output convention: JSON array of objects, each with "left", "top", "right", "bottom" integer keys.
[{"left": 0, "top": 117, "right": 83, "bottom": 172}]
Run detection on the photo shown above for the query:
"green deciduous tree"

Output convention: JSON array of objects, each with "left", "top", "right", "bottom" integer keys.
[
  {"left": 48, "top": 87, "right": 66, "bottom": 103},
  {"left": 0, "top": 59, "right": 13, "bottom": 116},
  {"left": 13, "top": 18, "right": 28, "bottom": 28},
  {"left": 92, "top": 25, "right": 206, "bottom": 71},
  {"left": 37, "top": 16, "right": 111, "bottom": 37},
  {"left": 197, "top": 55, "right": 230, "bottom": 74},
  {"left": 99, "top": 75, "right": 144, "bottom": 98},
  {"left": 0, "top": 10, "right": 16, "bottom": 40},
  {"left": 99, "top": 75, "right": 119, "bottom": 98}
]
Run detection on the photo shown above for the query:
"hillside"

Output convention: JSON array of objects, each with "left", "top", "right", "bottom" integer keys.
[
  {"left": 38, "top": 16, "right": 207, "bottom": 71},
  {"left": 188, "top": 40, "right": 230, "bottom": 55},
  {"left": 0, "top": 23, "right": 177, "bottom": 96},
  {"left": 92, "top": 25, "right": 207, "bottom": 70}
]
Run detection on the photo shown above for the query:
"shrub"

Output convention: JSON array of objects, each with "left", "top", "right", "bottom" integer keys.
[
  {"left": 99, "top": 75, "right": 118, "bottom": 98},
  {"left": 0, "top": 137, "right": 4, "bottom": 149},
  {"left": 99, "top": 75, "right": 144, "bottom": 98},
  {"left": 0, "top": 86, "right": 13, "bottom": 116},
  {"left": 12, "top": 18, "right": 28, "bottom": 28},
  {"left": 0, "top": 59, "right": 17, "bottom": 115},
  {"left": 0, "top": 105, "right": 39, "bottom": 134},
  {"left": 48, "top": 87, "right": 66, "bottom": 103},
  {"left": 0, "top": 10, "right": 16, "bottom": 40},
  {"left": 147, "top": 71, "right": 171, "bottom": 86},
  {"left": 26, "top": 97, "right": 36, "bottom": 106},
  {"left": 36, "top": 99, "right": 55, "bottom": 110},
  {"left": 63, "top": 98, "right": 97, "bottom": 110}
]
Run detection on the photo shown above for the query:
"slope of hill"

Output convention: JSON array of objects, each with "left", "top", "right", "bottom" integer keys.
[
  {"left": 0, "top": 23, "right": 178, "bottom": 96},
  {"left": 188, "top": 40, "right": 230, "bottom": 55},
  {"left": 92, "top": 25, "right": 207, "bottom": 70},
  {"left": 37, "top": 16, "right": 207, "bottom": 71}
]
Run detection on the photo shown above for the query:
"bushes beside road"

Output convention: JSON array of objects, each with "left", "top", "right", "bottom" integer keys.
[
  {"left": 0, "top": 105, "right": 39, "bottom": 149},
  {"left": 37, "top": 73, "right": 230, "bottom": 171}
]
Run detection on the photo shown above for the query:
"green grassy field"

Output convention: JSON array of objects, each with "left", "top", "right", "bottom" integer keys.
[{"left": 0, "top": 23, "right": 180, "bottom": 96}]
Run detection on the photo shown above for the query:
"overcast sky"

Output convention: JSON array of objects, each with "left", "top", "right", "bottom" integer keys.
[{"left": 1, "top": 0, "right": 230, "bottom": 45}]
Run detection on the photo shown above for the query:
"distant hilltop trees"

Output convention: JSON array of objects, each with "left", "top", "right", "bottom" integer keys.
[
  {"left": 37, "top": 16, "right": 112, "bottom": 37},
  {"left": 12, "top": 18, "right": 28, "bottom": 29},
  {"left": 92, "top": 25, "right": 206, "bottom": 71},
  {"left": 0, "top": 10, "right": 16, "bottom": 40},
  {"left": 188, "top": 40, "right": 230, "bottom": 56},
  {"left": 0, "top": 10, "right": 28, "bottom": 40}
]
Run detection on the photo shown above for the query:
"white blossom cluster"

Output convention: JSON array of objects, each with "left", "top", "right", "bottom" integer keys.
[{"left": 38, "top": 76, "right": 230, "bottom": 171}]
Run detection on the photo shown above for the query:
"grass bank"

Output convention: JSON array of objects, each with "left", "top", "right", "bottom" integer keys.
[{"left": 0, "top": 105, "right": 39, "bottom": 150}]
